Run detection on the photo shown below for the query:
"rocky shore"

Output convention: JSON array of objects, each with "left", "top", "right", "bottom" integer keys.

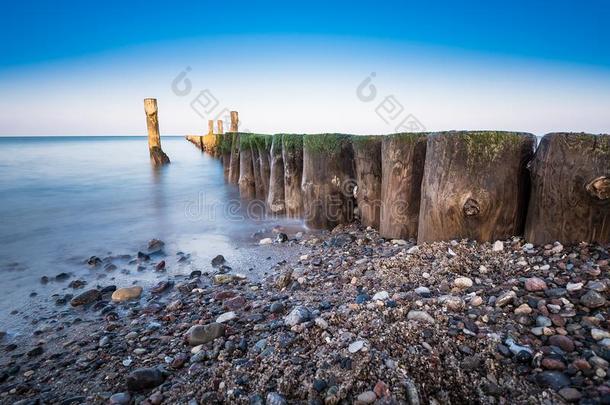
[{"left": 1, "top": 224, "right": 609, "bottom": 404}]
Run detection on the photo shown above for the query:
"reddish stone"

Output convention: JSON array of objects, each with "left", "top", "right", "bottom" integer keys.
[
  {"left": 374, "top": 380, "right": 389, "bottom": 398},
  {"left": 525, "top": 277, "right": 548, "bottom": 292},
  {"left": 541, "top": 357, "right": 566, "bottom": 370},
  {"left": 549, "top": 314, "right": 566, "bottom": 327},
  {"left": 224, "top": 296, "right": 247, "bottom": 311},
  {"left": 548, "top": 335, "right": 574, "bottom": 352},
  {"left": 214, "top": 290, "right": 236, "bottom": 300},
  {"left": 572, "top": 358, "right": 591, "bottom": 371}
]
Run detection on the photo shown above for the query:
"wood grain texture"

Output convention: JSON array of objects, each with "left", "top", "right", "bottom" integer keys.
[
  {"left": 257, "top": 137, "right": 271, "bottom": 201},
  {"left": 238, "top": 138, "right": 256, "bottom": 199},
  {"left": 418, "top": 131, "right": 535, "bottom": 243},
  {"left": 267, "top": 135, "right": 286, "bottom": 215},
  {"left": 352, "top": 136, "right": 382, "bottom": 229},
  {"left": 228, "top": 133, "right": 240, "bottom": 185},
  {"left": 302, "top": 134, "right": 355, "bottom": 229},
  {"left": 282, "top": 135, "right": 304, "bottom": 218},
  {"left": 525, "top": 133, "right": 610, "bottom": 244},
  {"left": 251, "top": 143, "right": 265, "bottom": 200},
  {"left": 379, "top": 133, "right": 427, "bottom": 239},
  {"left": 143, "top": 98, "right": 170, "bottom": 166}
]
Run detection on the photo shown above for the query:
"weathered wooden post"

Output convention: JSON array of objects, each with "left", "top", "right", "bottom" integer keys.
[
  {"left": 228, "top": 132, "right": 240, "bottom": 184},
  {"left": 379, "top": 133, "right": 427, "bottom": 239},
  {"left": 282, "top": 134, "right": 305, "bottom": 218},
  {"left": 525, "top": 133, "right": 610, "bottom": 244},
  {"left": 267, "top": 134, "right": 286, "bottom": 215},
  {"left": 219, "top": 133, "right": 233, "bottom": 180},
  {"left": 217, "top": 120, "right": 224, "bottom": 135},
  {"left": 257, "top": 135, "right": 272, "bottom": 201},
  {"left": 230, "top": 111, "right": 239, "bottom": 132},
  {"left": 238, "top": 134, "right": 256, "bottom": 199},
  {"left": 418, "top": 131, "right": 536, "bottom": 243},
  {"left": 143, "top": 98, "right": 170, "bottom": 166},
  {"left": 302, "top": 134, "right": 355, "bottom": 229},
  {"left": 352, "top": 135, "right": 382, "bottom": 229},
  {"left": 250, "top": 135, "right": 265, "bottom": 200}
]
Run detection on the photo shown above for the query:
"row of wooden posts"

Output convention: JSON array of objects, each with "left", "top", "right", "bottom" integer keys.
[{"left": 145, "top": 100, "right": 609, "bottom": 245}]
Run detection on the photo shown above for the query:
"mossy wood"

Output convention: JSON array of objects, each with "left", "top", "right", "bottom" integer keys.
[
  {"left": 228, "top": 132, "right": 241, "bottom": 184},
  {"left": 302, "top": 134, "right": 355, "bottom": 229},
  {"left": 143, "top": 98, "right": 170, "bottom": 166},
  {"left": 238, "top": 134, "right": 256, "bottom": 199},
  {"left": 525, "top": 133, "right": 610, "bottom": 244},
  {"left": 352, "top": 135, "right": 382, "bottom": 229},
  {"left": 282, "top": 134, "right": 304, "bottom": 218},
  {"left": 418, "top": 131, "right": 536, "bottom": 243},
  {"left": 250, "top": 140, "right": 265, "bottom": 200},
  {"left": 218, "top": 133, "right": 233, "bottom": 180},
  {"left": 267, "top": 134, "right": 286, "bottom": 215},
  {"left": 379, "top": 133, "right": 427, "bottom": 239},
  {"left": 256, "top": 135, "right": 272, "bottom": 200}
]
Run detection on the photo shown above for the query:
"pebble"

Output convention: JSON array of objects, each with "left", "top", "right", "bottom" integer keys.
[
  {"left": 591, "top": 328, "right": 610, "bottom": 340},
  {"left": 407, "top": 310, "right": 435, "bottom": 323},
  {"left": 414, "top": 286, "right": 430, "bottom": 296},
  {"left": 70, "top": 289, "right": 101, "bottom": 306},
  {"left": 216, "top": 311, "right": 236, "bottom": 323},
  {"left": 566, "top": 282, "right": 583, "bottom": 292},
  {"left": 284, "top": 306, "right": 311, "bottom": 326},
  {"left": 186, "top": 323, "right": 225, "bottom": 346},
  {"left": 492, "top": 240, "right": 504, "bottom": 252},
  {"left": 112, "top": 286, "right": 143, "bottom": 301},
  {"left": 269, "top": 302, "right": 285, "bottom": 314},
  {"left": 372, "top": 291, "right": 389, "bottom": 300},
  {"left": 514, "top": 303, "right": 532, "bottom": 315},
  {"left": 580, "top": 290, "right": 606, "bottom": 308},
  {"left": 535, "top": 371, "right": 571, "bottom": 391},
  {"left": 453, "top": 277, "right": 473, "bottom": 289},
  {"left": 214, "top": 274, "right": 234, "bottom": 284},
  {"left": 495, "top": 291, "right": 516, "bottom": 307},
  {"left": 109, "top": 392, "right": 131, "bottom": 405},
  {"left": 314, "top": 317, "right": 328, "bottom": 330},
  {"left": 266, "top": 392, "right": 287, "bottom": 405},
  {"left": 356, "top": 391, "right": 377, "bottom": 403},
  {"left": 548, "top": 335, "right": 574, "bottom": 352},
  {"left": 348, "top": 340, "right": 365, "bottom": 353},
  {"left": 558, "top": 387, "right": 581, "bottom": 403},
  {"left": 524, "top": 277, "right": 547, "bottom": 292},
  {"left": 259, "top": 238, "right": 273, "bottom": 245},
  {"left": 126, "top": 367, "right": 165, "bottom": 391},
  {"left": 211, "top": 254, "right": 226, "bottom": 267}
]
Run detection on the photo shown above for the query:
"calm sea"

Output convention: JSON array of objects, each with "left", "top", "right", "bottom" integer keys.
[{"left": 0, "top": 136, "right": 303, "bottom": 335}]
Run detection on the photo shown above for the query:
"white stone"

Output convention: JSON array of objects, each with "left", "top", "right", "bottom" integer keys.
[
  {"left": 391, "top": 239, "right": 407, "bottom": 246},
  {"left": 591, "top": 328, "right": 610, "bottom": 341},
  {"left": 259, "top": 238, "right": 273, "bottom": 245},
  {"left": 372, "top": 291, "right": 389, "bottom": 300},
  {"left": 407, "top": 310, "right": 435, "bottom": 323},
  {"left": 566, "top": 282, "right": 583, "bottom": 292},
  {"left": 448, "top": 248, "right": 457, "bottom": 256},
  {"left": 314, "top": 317, "right": 328, "bottom": 330},
  {"left": 492, "top": 241, "right": 504, "bottom": 252},
  {"left": 406, "top": 246, "right": 419, "bottom": 254},
  {"left": 216, "top": 311, "right": 236, "bottom": 323},
  {"left": 348, "top": 340, "right": 366, "bottom": 353}
]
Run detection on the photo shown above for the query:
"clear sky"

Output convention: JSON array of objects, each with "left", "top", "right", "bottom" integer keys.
[{"left": 0, "top": 0, "right": 609, "bottom": 135}]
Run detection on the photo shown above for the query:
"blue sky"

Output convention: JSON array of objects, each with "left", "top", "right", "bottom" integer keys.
[{"left": 0, "top": 0, "right": 609, "bottom": 135}]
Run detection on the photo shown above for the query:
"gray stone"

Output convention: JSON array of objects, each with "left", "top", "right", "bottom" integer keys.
[
  {"left": 284, "top": 306, "right": 311, "bottom": 326},
  {"left": 187, "top": 323, "right": 225, "bottom": 346}
]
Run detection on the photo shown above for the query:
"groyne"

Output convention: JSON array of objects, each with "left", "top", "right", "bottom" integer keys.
[{"left": 187, "top": 127, "right": 609, "bottom": 245}]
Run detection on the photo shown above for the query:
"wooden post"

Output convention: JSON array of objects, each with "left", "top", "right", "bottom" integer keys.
[
  {"left": 525, "top": 133, "right": 610, "bottom": 244},
  {"left": 257, "top": 135, "right": 272, "bottom": 201},
  {"left": 379, "top": 133, "right": 427, "bottom": 239},
  {"left": 208, "top": 120, "right": 214, "bottom": 135},
  {"left": 251, "top": 136, "right": 265, "bottom": 200},
  {"left": 283, "top": 134, "right": 305, "bottom": 218},
  {"left": 238, "top": 134, "right": 256, "bottom": 199},
  {"left": 228, "top": 133, "right": 240, "bottom": 184},
  {"left": 230, "top": 111, "right": 239, "bottom": 132},
  {"left": 418, "top": 131, "right": 536, "bottom": 243},
  {"left": 219, "top": 133, "right": 233, "bottom": 180},
  {"left": 302, "top": 134, "right": 355, "bottom": 229},
  {"left": 352, "top": 135, "right": 382, "bottom": 229},
  {"left": 143, "top": 98, "right": 170, "bottom": 166},
  {"left": 217, "top": 120, "right": 224, "bottom": 135},
  {"left": 267, "top": 134, "right": 286, "bottom": 215}
]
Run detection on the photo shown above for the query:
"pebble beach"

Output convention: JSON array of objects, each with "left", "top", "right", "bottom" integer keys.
[{"left": 1, "top": 223, "right": 609, "bottom": 404}]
